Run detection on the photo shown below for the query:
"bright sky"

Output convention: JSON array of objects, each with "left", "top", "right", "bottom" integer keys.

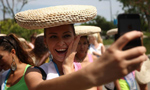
[{"left": 0, "top": 0, "right": 124, "bottom": 21}]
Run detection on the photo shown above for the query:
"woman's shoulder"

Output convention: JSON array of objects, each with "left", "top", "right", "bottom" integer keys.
[{"left": 98, "top": 43, "right": 103, "bottom": 47}]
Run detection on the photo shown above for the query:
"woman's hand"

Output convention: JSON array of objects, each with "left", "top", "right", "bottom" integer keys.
[
  {"left": 85, "top": 31, "right": 147, "bottom": 86},
  {"left": 63, "top": 35, "right": 80, "bottom": 74}
]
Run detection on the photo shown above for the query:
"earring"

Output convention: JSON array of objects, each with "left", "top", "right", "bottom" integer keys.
[{"left": 11, "top": 58, "right": 17, "bottom": 71}]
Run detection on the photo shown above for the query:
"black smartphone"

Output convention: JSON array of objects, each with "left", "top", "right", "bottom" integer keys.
[{"left": 116, "top": 13, "right": 142, "bottom": 50}]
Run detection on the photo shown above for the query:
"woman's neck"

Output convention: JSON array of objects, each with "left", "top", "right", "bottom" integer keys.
[
  {"left": 52, "top": 59, "right": 64, "bottom": 75},
  {"left": 7, "top": 63, "right": 27, "bottom": 87},
  {"left": 75, "top": 53, "right": 86, "bottom": 62}
]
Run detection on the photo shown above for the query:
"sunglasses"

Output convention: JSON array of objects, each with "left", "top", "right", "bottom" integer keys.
[{"left": 0, "top": 36, "right": 15, "bottom": 49}]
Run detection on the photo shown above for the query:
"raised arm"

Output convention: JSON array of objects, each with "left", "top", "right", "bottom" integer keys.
[
  {"left": 25, "top": 31, "right": 147, "bottom": 90},
  {"left": 62, "top": 35, "right": 80, "bottom": 74}
]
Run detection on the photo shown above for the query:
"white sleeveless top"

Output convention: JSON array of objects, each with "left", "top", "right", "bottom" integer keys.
[
  {"left": 40, "top": 60, "right": 81, "bottom": 80},
  {"left": 89, "top": 43, "right": 103, "bottom": 56},
  {"left": 40, "top": 60, "right": 59, "bottom": 80}
]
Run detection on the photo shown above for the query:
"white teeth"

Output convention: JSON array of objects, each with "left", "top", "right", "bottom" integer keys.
[{"left": 56, "top": 49, "right": 66, "bottom": 51}]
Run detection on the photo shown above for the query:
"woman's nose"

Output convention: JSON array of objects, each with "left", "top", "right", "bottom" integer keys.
[
  {"left": 57, "top": 39, "right": 65, "bottom": 46},
  {"left": 81, "top": 44, "right": 85, "bottom": 49}
]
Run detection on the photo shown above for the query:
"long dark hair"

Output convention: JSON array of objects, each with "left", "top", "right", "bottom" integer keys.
[
  {"left": 32, "top": 36, "right": 49, "bottom": 59},
  {"left": 0, "top": 33, "right": 34, "bottom": 66}
]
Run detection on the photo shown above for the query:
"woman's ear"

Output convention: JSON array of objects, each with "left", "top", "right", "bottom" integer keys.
[{"left": 11, "top": 49, "right": 16, "bottom": 54}]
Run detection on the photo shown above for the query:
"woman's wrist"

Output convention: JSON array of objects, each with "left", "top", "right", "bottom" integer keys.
[{"left": 62, "top": 64, "right": 74, "bottom": 74}]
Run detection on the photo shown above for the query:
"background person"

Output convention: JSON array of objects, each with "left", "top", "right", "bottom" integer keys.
[
  {"left": 88, "top": 32, "right": 105, "bottom": 57},
  {"left": 0, "top": 34, "right": 6, "bottom": 76},
  {"left": 18, "top": 37, "right": 33, "bottom": 52},
  {"left": 74, "top": 25, "right": 102, "bottom": 90},
  {"left": 29, "top": 33, "right": 50, "bottom": 66},
  {"left": 105, "top": 28, "right": 148, "bottom": 90},
  {"left": 0, "top": 33, "right": 34, "bottom": 90},
  {"left": 29, "top": 33, "right": 37, "bottom": 49}
]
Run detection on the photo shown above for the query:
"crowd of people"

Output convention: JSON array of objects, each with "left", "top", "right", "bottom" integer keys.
[{"left": 0, "top": 5, "right": 149, "bottom": 90}]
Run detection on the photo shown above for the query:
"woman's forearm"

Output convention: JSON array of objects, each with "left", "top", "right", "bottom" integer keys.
[{"left": 35, "top": 68, "right": 96, "bottom": 90}]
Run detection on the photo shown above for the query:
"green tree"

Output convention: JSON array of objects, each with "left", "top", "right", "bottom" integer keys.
[
  {"left": 0, "top": 19, "right": 43, "bottom": 41},
  {"left": 0, "top": 0, "right": 32, "bottom": 33},
  {"left": 117, "top": 0, "right": 150, "bottom": 32},
  {"left": 81, "top": 15, "right": 116, "bottom": 35}
]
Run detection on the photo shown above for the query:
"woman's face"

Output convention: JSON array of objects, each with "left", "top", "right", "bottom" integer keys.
[
  {"left": 44, "top": 25, "right": 75, "bottom": 62},
  {"left": 88, "top": 35, "right": 95, "bottom": 44},
  {"left": 76, "top": 36, "right": 89, "bottom": 55},
  {"left": 0, "top": 47, "right": 12, "bottom": 70}
]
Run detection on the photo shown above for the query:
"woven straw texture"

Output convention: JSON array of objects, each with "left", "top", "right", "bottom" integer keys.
[
  {"left": 106, "top": 28, "right": 118, "bottom": 36},
  {"left": 15, "top": 5, "right": 97, "bottom": 29},
  {"left": 75, "top": 26, "right": 101, "bottom": 36}
]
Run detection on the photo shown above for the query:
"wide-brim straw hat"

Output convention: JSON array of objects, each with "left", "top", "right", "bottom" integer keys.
[
  {"left": 135, "top": 58, "right": 150, "bottom": 84},
  {"left": 106, "top": 28, "right": 118, "bottom": 36},
  {"left": 15, "top": 5, "right": 97, "bottom": 30},
  {"left": 18, "top": 38, "right": 26, "bottom": 42},
  {"left": 0, "top": 34, "right": 6, "bottom": 36},
  {"left": 75, "top": 26, "right": 101, "bottom": 36}
]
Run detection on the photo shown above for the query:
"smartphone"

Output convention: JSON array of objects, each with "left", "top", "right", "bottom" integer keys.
[{"left": 116, "top": 13, "right": 142, "bottom": 50}]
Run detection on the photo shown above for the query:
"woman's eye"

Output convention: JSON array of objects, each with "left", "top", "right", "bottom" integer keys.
[
  {"left": 78, "top": 42, "right": 81, "bottom": 45},
  {"left": 83, "top": 42, "right": 88, "bottom": 45},
  {"left": 63, "top": 35, "right": 71, "bottom": 38},
  {"left": 50, "top": 35, "right": 57, "bottom": 39}
]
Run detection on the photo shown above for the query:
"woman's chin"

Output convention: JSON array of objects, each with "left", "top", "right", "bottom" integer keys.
[{"left": 54, "top": 58, "right": 65, "bottom": 63}]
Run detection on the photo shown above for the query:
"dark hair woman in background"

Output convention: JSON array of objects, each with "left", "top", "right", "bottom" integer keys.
[{"left": 0, "top": 33, "right": 34, "bottom": 90}]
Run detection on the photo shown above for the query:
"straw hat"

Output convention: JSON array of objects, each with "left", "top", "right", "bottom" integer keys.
[
  {"left": 18, "top": 38, "right": 26, "bottom": 42},
  {"left": 106, "top": 28, "right": 118, "bottom": 36},
  {"left": 0, "top": 34, "right": 6, "bottom": 36},
  {"left": 135, "top": 58, "right": 150, "bottom": 84},
  {"left": 15, "top": 5, "right": 97, "bottom": 29},
  {"left": 75, "top": 26, "right": 101, "bottom": 36}
]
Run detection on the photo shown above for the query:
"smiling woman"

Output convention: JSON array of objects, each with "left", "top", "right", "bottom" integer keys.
[{"left": 44, "top": 25, "right": 75, "bottom": 63}]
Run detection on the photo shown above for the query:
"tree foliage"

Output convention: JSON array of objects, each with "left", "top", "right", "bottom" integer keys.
[
  {"left": 81, "top": 15, "right": 116, "bottom": 35},
  {"left": 0, "top": 0, "right": 29, "bottom": 20},
  {"left": 117, "top": 0, "right": 150, "bottom": 32},
  {"left": 0, "top": 19, "right": 43, "bottom": 41}
]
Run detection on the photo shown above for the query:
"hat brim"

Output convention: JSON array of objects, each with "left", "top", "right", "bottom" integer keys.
[
  {"left": 106, "top": 28, "right": 118, "bottom": 36},
  {"left": 75, "top": 26, "right": 101, "bottom": 36},
  {"left": 36, "top": 33, "right": 44, "bottom": 37},
  {"left": 15, "top": 5, "right": 97, "bottom": 30},
  {"left": 135, "top": 58, "right": 150, "bottom": 84}
]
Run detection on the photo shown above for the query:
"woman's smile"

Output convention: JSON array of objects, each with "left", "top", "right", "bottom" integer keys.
[{"left": 55, "top": 48, "right": 67, "bottom": 55}]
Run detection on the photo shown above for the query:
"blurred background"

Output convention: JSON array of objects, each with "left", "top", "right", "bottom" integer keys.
[{"left": 0, "top": 0, "right": 150, "bottom": 55}]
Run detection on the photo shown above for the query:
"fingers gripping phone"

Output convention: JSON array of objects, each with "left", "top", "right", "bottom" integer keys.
[{"left": 115, "top": 14, "right": 142, "bottom": 50}]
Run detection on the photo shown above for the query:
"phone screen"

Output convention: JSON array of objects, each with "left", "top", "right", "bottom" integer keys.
[{"left": 116, "top": 14, "right": 142, "bottom": 50}]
